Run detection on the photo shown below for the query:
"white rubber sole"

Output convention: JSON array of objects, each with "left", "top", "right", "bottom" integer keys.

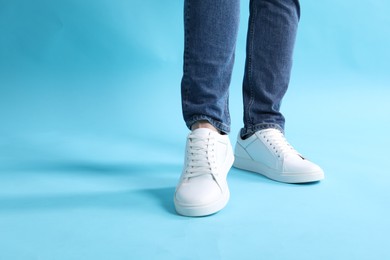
[
  {"left": 233, "top": 156, "right": 324, "bottom": 183},
  {"left": 174, "top": 189, "right": 230, "bottom": 217}
]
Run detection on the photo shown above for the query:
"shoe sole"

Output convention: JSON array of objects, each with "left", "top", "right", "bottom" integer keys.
[
  {"left": 174, "top": 150, "right": 234, "bottom": 217},
  {"left": 174, "top": 189, "right": 230, "bottom": 217},
  {"left": 233, "top": 156, "right": 324, "bottom": 183}
]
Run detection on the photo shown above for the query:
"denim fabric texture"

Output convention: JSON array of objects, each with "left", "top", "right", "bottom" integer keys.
[{"left": 181, "top": 0, "right": 300, "bottom": 137}]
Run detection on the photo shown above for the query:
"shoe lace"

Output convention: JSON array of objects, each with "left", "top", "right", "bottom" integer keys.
[
  {"left": 262, "top": 129, "right": 300, "bottom": 159},
  {"left": 184, "top": 133, "right": 217, "bottom": 178}
]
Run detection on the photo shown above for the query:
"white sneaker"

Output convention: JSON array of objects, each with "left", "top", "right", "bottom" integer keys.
[
  {"left": 234, "top": 128, "right": 324, "bottom": 183},
  {"left": 174, "top": 128, "right": 234, "bottom": 217}
]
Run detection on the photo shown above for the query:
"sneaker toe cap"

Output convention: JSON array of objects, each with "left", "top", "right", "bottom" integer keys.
[
  {"left": 283, "top": 155, "right": 323, "bottom": 174},
  {"left": 175, "top": 177, "right": 222, "bottom": 206}
]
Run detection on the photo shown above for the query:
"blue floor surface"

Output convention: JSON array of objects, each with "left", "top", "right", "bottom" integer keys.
[{"left": 1, "top": 73, "right": 389, "bottom": 259}]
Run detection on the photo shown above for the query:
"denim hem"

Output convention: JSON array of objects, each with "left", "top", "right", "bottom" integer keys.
[
  {"left": 186, "top": 115, "right": 230, "bottom": 134},
  {"left": 240, "top": 123, "right": 284, "bottom": 139}
]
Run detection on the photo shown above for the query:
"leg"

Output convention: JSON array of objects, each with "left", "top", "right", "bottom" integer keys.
[
  {"left": 234, "top": 0, "right": 324, "bottom": 183},
  {"left": 175, "top": 0, "right": 239, "bottom": 217},
  {"left": 242, "top": 0, "right": 300, "bottom": 137},
  {"left": 181, "top": 0, "right": 240, "bottom": 134}
]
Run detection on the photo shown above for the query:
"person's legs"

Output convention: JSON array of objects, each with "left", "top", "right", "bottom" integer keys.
[
  {"left": 241, "top": 0, "right": 300, "bottom": 137},
  {"left": 175, "top": 0, "right": 239, "bottom": 217},
  {"left": 234, "top": 0, "right": 324, "bottom": 183},
  {"left": 181, "top": 0, "right": 240, "bottom": 134}
]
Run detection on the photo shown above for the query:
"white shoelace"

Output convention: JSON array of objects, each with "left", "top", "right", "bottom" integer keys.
[
  {"left": 184, "top": 133, "right": 217, "bottom": 178},
  {"left": 261, "top": 129, "right": 300, "bottom": 158}
]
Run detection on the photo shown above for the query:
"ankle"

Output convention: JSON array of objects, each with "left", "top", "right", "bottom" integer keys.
[{"left": 191, "top": 121, "right": 220, "bottom": 133}]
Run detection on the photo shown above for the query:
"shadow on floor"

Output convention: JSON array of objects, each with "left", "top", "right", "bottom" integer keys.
[
  {"left": 0, "top": 160, "right": 180, "bottom": 216},
  {"left": 0, "top": 187, "right": 177, "bottom": 215}
]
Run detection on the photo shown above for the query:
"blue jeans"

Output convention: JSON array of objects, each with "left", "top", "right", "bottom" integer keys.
[{"left": 181, "top": 0, "right": 300, "bottom": 137}]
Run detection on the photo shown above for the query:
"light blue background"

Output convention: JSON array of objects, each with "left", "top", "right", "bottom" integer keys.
[{"left": 1, "top": 0, "right": 389, "bottom": 259}]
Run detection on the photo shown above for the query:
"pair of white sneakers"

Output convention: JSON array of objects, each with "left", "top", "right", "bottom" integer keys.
[{"left": 174, "top": 128, "right": 324, "bottom": 217}]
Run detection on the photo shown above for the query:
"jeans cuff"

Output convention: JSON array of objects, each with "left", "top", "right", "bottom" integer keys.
[
  {"left": 186, "top": 115, "right": 230, "bottom": 134},
  {"left": 240, "top": 123, "right": 284, "bottom": 139}
]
